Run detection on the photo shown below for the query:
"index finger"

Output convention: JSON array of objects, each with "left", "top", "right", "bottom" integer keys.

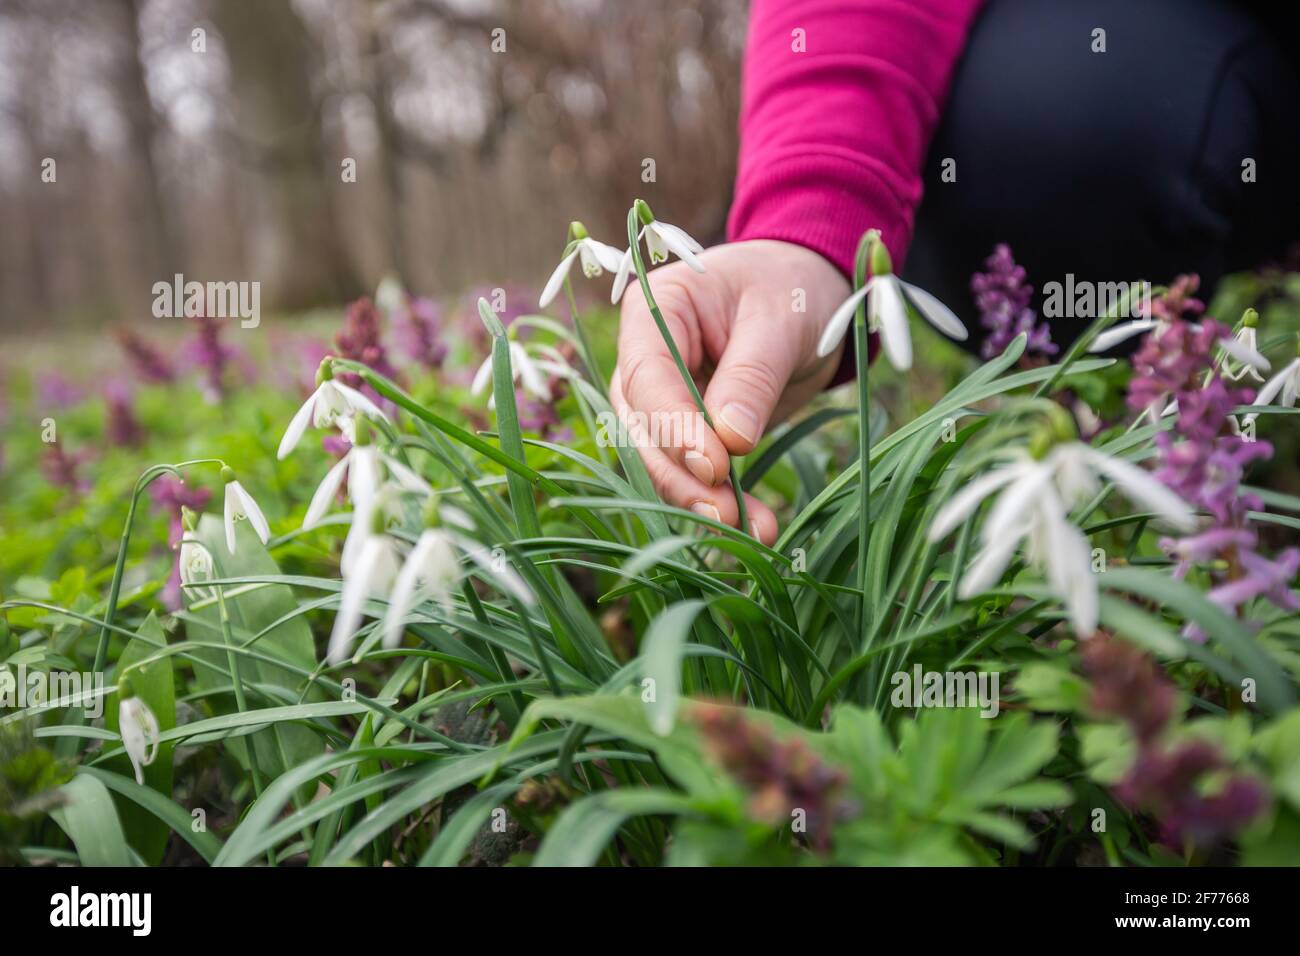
[{"left": 616, "top": 277, "right": 731, "bottom": 487}]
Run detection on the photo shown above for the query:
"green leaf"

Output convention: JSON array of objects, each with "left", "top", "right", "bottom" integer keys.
[
  {"left": 1104, "top": 567, "right": 1294, "bottom": 713},
  {"left": 534, "top": 788, "right": 696, "bottom": 866},
  {"left": 1079, "top": 723, "right": 1136, "bottom": 785},
  {"left": 741, "top": 408, "right": 852, "bottom": 492},
  {"left": 420, "top": 782, "right": 522, "bottom": 867},
  {"left": 103, "top": 611, "right": 175, "bottom": 864},
  {"left": 186, "top": 515, "right": 325, "bottom": 784},
  {"left": 79, "top": 765, "right": 221, "bottom": 864},
  {"left": 641, "top": 600, "right": 707, "bottom": 736},
  {"left": 1014, "top": 662, "right": 1087, "bottom": 713},
  {"left": 506, "top": 694, "right": 719, "bottom": 798},
  {"left": 50, "top": 772, "right": 134, "bottom": 867}
]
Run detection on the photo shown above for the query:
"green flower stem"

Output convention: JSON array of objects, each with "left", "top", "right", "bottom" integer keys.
[
  {"left": 92, "top": 459, "right": 226, "bottom": 675},
  {"left": 851, "top": 233, "right": 873, "bottom": 645},
  {"left": 215, "top": 586, "right": 266, "bottom": 803},
  {"left": 625, "top": 206, "right": 749, "bottom": 536},
  {"left": 562, "top": 267, "right": 604, "bottom": 396}
]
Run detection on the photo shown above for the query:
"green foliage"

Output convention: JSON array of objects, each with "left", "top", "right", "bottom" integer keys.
[
  {"left": 1, "top": 265, "right": 1298, "bottom": 868},
  {"left": 0, "top": 724, "right": 74, "bottom": 864}
]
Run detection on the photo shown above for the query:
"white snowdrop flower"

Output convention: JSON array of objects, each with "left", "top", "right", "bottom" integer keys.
[
  {"left": 277, "top": 371, "right": 389, "bottom": 460},
  {"left": 327, "top": 524, "right": 404, "bottom": 666},
  {"left": 383, "top": 529, "right": 461, "bottom": 649},
  {"left": 539, "top": 225, "right": 626, "bottom": 308},
  {"left": 118, "top": 689, "right": 161, "bottom": 786},
  {"left": 816, "top": 273, "right": 969, "bottom": 371},
  {"left": 1089, "top": 313, "right": 1270, "bottom": 379},
  {"left": 1222, "top": 311, "right": 1266, "bottom": 383},
  {"left": 178, "top": 530, "right": 215, "bottom": 601},
  {"left": 221, "top": 468, "right": 270, "bottom": 554},
  {"left": 383, "top": 509, "right": 535, "bottom": 650},
  {"left": 1253, "top": 355, "right": 1300, "bottom": 412},
  {"left": 642, "top": 219, "right": 704, "bottom": 270},
  {"left": 304, "top": 442, "right": 432, "bottom": 531},
  {"left": 305, "top": 444, "right": 378, "bottom": 530},
  {"left": 1086, "top": 318, "right": 1161, "bottom": 353},
  {"left": 1235, "top": 331, "right": 1298, "bottom": 432},
  {"left": 471, "top": 340, "right": 572, "bottom": 404},
  {"left": 814, "top": 231, "right": 967, "bottom": 371},
  {"left": 1216, "top": 332, "right": 1270, "bottom": 379},
  {"left": 928, "top": 436, "right": 1196, "bottom": 636},
  {"left": 610, "top": 205, "right": 706, "bottom": 303}
]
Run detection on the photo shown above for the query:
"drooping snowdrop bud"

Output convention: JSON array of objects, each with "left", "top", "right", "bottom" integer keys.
[
  {"left": 221, "top": 466, "right": 271, "bottom": 554},
  {"left": 375, "top": 274, "right": 405, "bottom": 318},
  {"left": 1222, "top": 309, "right": 1266, "bottom": 383},
  {"left": 178, "top": 509, "right": 215, "bottom": 601},
  {"left": 118, "top": 679, "right": 161, "bottom": 786}
]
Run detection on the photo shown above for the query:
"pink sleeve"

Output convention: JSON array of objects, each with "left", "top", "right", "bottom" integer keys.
[{"left": 726, "top": 0, "right": 986, "bottom": 276}]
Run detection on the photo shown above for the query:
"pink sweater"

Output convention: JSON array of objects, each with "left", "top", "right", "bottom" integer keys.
[{"left": 727, "top": 0, "right": 986, "bottom": 277}]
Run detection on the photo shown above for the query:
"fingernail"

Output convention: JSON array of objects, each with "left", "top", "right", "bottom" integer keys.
[
  {"left": 690, "top": 501, "right": 721, "bottom": 522},
  {"left": 720, "top": 402, "right": 759, "bottom": 444},
  {"left": 749, "top": 520, "right": 761, "bottom": 539},
  {"left": 684, "top": 450, "right": 715, "bottom": 485}
]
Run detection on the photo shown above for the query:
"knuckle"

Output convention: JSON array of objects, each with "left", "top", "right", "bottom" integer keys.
[
  {"left": 643, "top": 451, "right": 677, "bottom": 491},
  {"left": 619, "top": 349, "right": 656, "bottom": 401},
  {"left": 723, "top": 357, "right": 783, "bottom": 404}
]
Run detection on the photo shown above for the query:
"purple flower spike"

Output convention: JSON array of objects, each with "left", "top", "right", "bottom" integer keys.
[
  {"left": 1126, "top": 276, "right": 1299, "bottom": 639},
  {"left": 970, "top": 244, "right": 1057, "bottom": 361}
]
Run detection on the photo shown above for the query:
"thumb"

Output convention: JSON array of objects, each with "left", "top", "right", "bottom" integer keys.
[{"left": 702, "top": 313, "right": 801, "bottom": 455}]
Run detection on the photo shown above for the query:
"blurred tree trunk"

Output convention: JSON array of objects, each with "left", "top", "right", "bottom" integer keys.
[
  {"left": 214, "top": 0, "right": 359, "bottom": 309},
  {"left": 108, "top": 0, "right": 184, "bottom": 290},
  {"left": 362, "top": 6, "right": 412, "bottom": 288}
]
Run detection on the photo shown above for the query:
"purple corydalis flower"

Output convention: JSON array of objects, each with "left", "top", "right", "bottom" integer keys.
[
  {"left": 150, "top": 474, "right": 212, "bottom": 516},
  {"left": 336, "top": 298, "right": 399, "bottom": 382},
  {"left": 40, "top": 443, "right": 90, "bottom": 493},
  {"left": 1162, "top": 526, "right": 1256, "bottom": 579},
  {"left": 1127, "top": 276, "right": 1299, "bottom": 640},
  {"left": 103, "top": 380, "right": 144, "bottom": 448},
  {"left": 970, "top": 244, "right": 1057, "bottom": 361},
  {"left": 1116, "top": 739, "right": 1267, "bottom": 849},
  {"left": 1082, "top": 635, "right": 1267, "bottom": 848},
  {"left": 37, "top": 372, "right": 84, "bottom": 409},
  {"left": 115, "top": 327, "right": 175, "bottom": 384},
  {"left": 1081, "top": 634, "right": 1176, "bottom": 743},
  {"left": 335, "top": 297, "right": 400, "bottom": 412},
  {"left": 184, "top": 315, "right": 242, "bottom": 404},
  {"left": 1207, "top": 548, "right": 1300, "bottom": 616},
  {"left": 691, "top": 703, "right": 853, "bottom": 852},
  {"left": 515, "top": 389, "right": 574, "bottom": 443},
  {"left": 1126, "top": 315, "right": 1226, "bottom": 421},
  {"left": 395, "top": 296, "right": 449, "bottom": 370}
]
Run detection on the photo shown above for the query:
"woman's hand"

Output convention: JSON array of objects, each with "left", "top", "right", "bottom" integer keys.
[{"left": 612, "top": 239, "right": 850, "bottom": 546}]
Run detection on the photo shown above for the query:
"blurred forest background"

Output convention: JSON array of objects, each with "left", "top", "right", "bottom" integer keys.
[{"left": 0, "top": 0, "right": 748, "bottom": 331}]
